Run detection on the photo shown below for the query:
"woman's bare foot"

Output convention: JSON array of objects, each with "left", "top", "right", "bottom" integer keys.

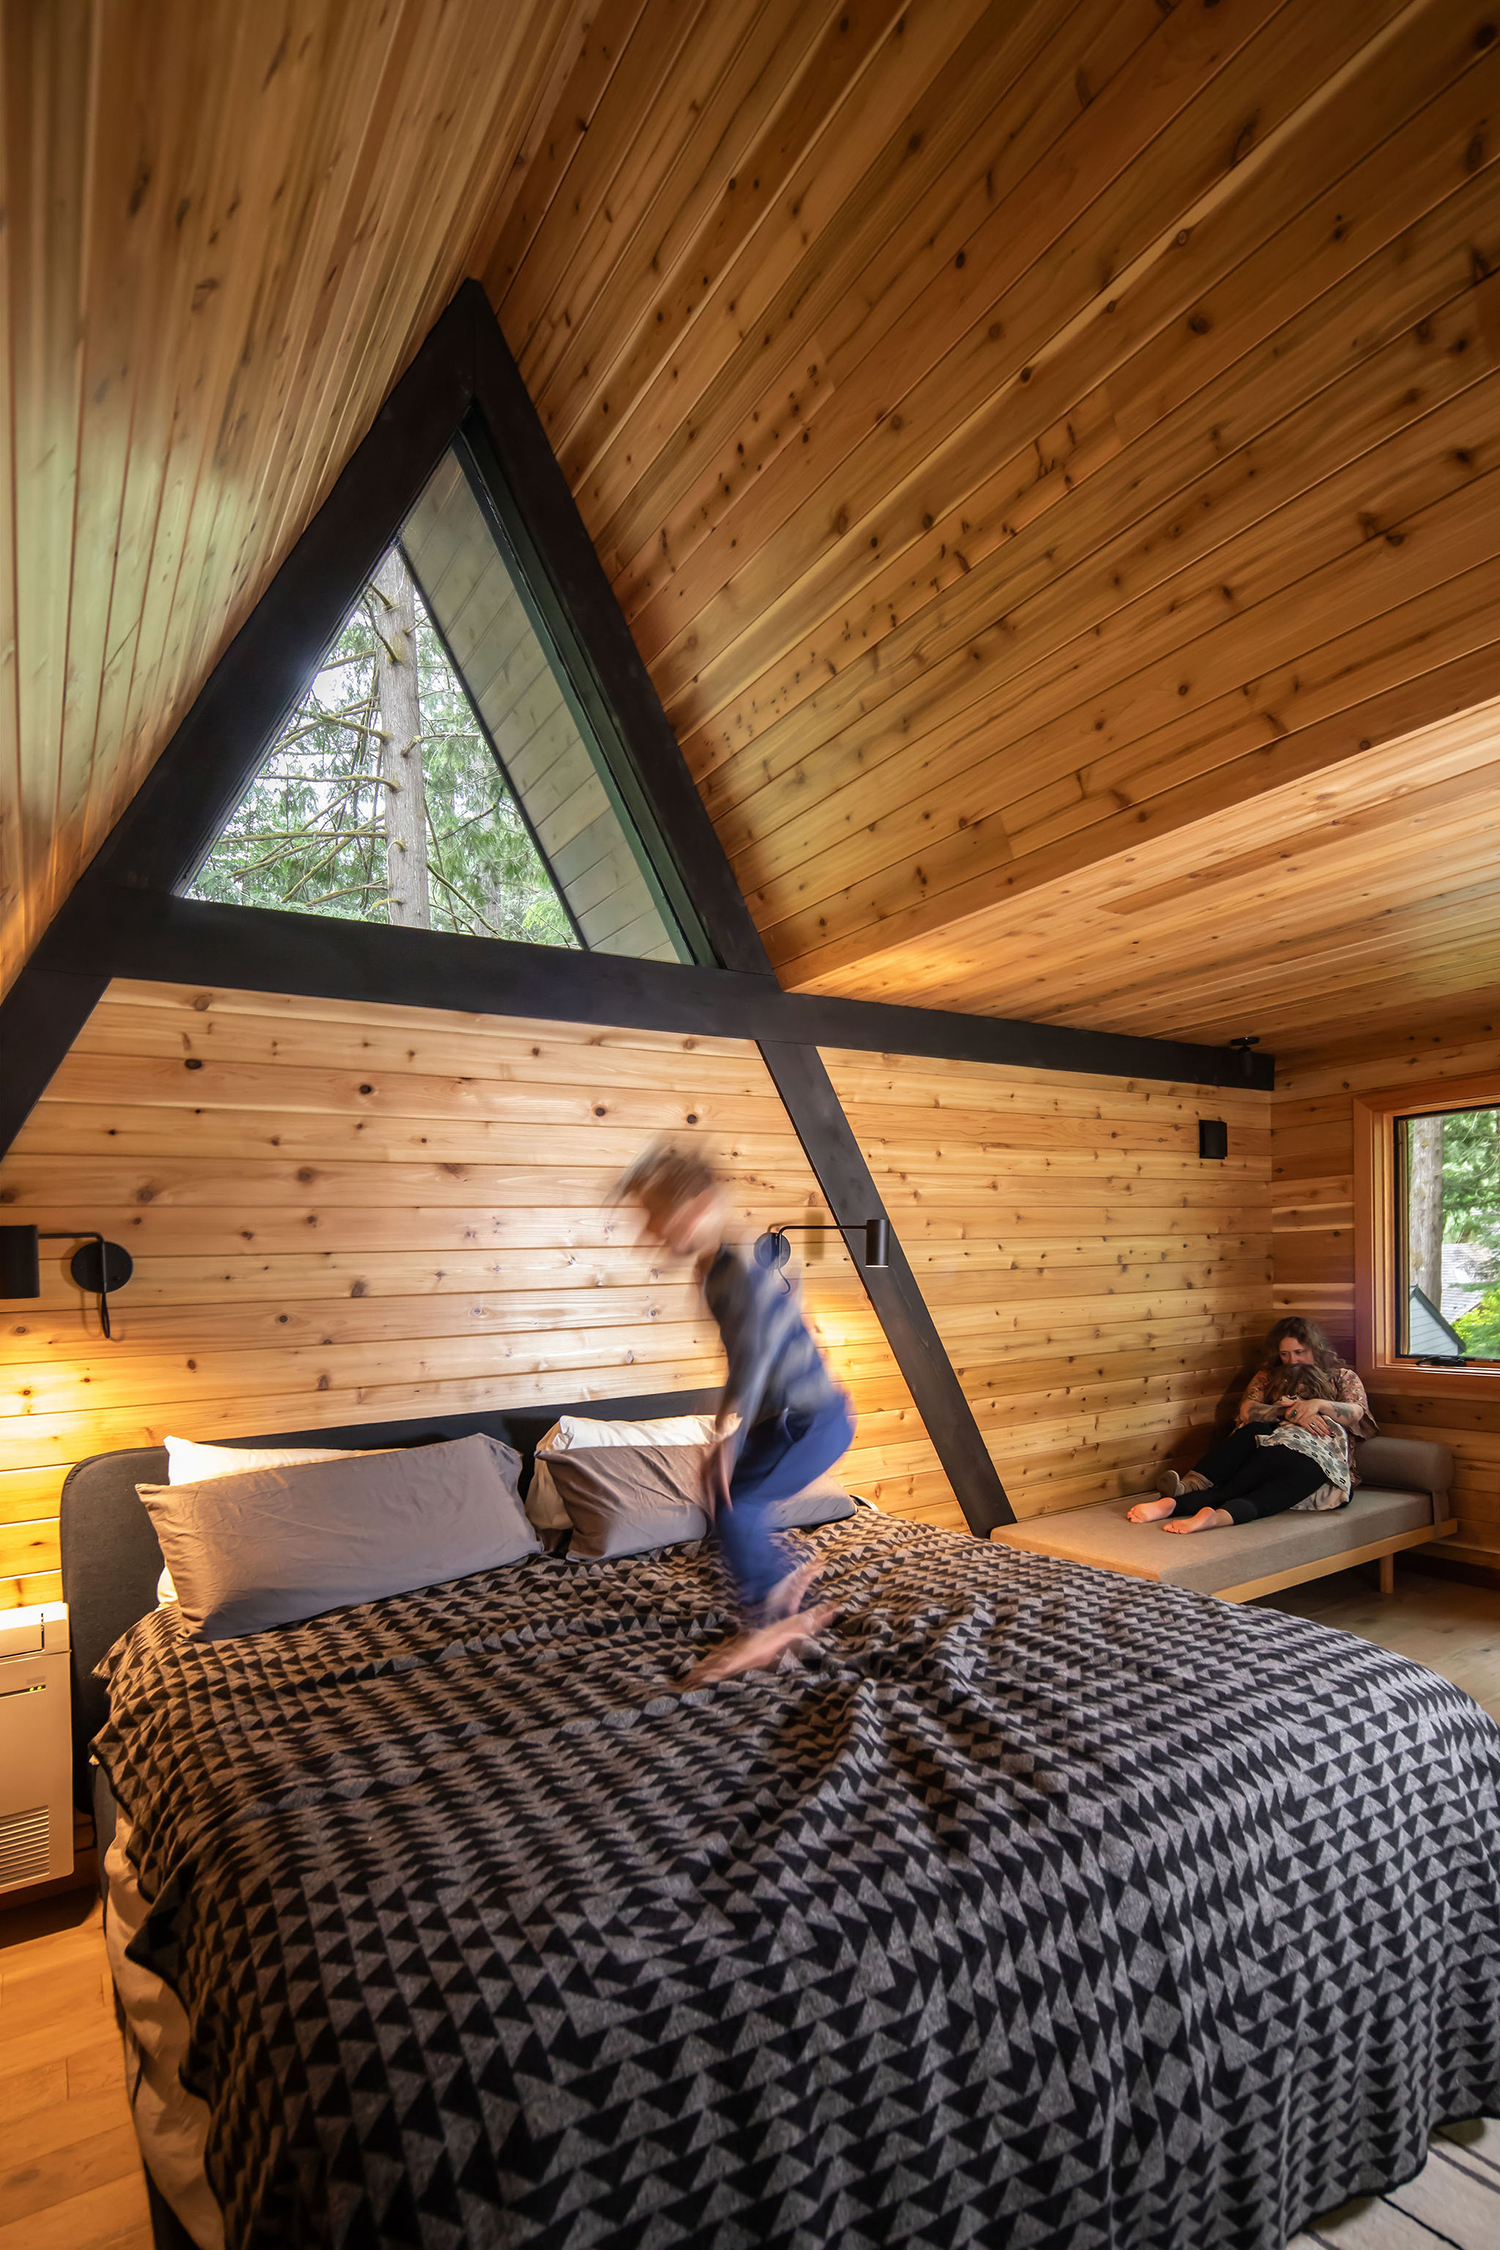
[
  {"left": 682, "top": 1603, "right": 836, "bottom": 1687},
  {"left": 1160, "top": 1506, "right": 1234, "bottom": 1535},
  {"left": 1128, "top": 1496, "right": 1176, "bottom": 1523}
]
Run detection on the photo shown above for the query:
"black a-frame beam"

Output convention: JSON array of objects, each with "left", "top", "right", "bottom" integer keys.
[{"left": 0, "top": 281, "right": 1274, "bottom": 1535}]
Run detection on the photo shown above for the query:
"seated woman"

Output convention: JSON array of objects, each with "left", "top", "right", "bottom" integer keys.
[
  {"left": 1232, "top": 1314, "right": 1374, "bottom": 1437},
  {"left": 1128, "top": 1365, "right": 1352, "bottom": 1533},
  {"left": 1127, "top": 1314, "right": 1376, "bottom": 1537}
]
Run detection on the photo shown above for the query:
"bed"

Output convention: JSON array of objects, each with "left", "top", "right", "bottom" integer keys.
[{"left": 63, "top": 1395, "right": 1500, "bottom": 2250}]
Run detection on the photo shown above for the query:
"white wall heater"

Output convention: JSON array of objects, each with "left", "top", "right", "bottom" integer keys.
[{"left": 0, "top": 1602, "right": 74, "bottom": 1894}]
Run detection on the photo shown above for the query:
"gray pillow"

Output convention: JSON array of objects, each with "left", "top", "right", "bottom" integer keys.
[
  {"left": 546, "top": 1443, "right": 856, "bottom": 1561},
  {"left": 138, "top": 1434, "right": 538, "bottom": 1640}
]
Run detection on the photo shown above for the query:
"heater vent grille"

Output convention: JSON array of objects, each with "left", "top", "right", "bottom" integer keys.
[{"left": 0, "top": 1803, "right": 49, "bottom": 1888}]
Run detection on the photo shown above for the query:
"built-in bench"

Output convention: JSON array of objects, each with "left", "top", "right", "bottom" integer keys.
[{"left": 991, "top": 1435, "right": 1456, "bottom": 1603}]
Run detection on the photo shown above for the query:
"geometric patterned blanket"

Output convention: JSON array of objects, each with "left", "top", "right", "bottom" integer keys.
[{"left": 94, "top": 1512, "right": 1500, "bottom": 2250}]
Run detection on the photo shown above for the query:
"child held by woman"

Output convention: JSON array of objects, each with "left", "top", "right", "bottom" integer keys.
[{"left": 1127, "top": 1362, "right": 1357, "bottom": 1534}]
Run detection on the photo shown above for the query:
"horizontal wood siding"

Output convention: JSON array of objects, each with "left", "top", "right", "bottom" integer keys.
[
  {"left": 0, "top": 980, "right": 950, "bottom": 1610},
  {"left": 822, "top": 1049, "right": 1273, "bottom": 1517},
  {"left": 1273, "top": 1010, "right": 1500, "bottom": 1568},
  {"left": 0, "top": 982, "right": 1283, "bottom": 1609}
]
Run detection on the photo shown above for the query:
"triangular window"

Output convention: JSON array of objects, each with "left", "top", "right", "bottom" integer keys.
[{"left": 190, "top": 445, "right": 691, "bottom": 962}]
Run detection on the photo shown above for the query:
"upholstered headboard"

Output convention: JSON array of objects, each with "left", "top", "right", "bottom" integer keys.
[{"left": 58, "top": 1387, "right": 720, "bottom": 1804}]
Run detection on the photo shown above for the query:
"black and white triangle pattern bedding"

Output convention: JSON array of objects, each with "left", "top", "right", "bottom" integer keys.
[{"left": 95, "top": 1511, "right": 1500, "bottom": 2250}]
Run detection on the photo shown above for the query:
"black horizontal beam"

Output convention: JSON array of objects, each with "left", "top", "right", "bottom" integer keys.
[{"left": 37, "top": 886, "right": 1275, "bottom": 1090}]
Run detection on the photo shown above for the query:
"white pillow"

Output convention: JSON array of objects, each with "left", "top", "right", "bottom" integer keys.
[
  {"left": 166, "top": 1436, "right": 374, "bottom": 1485},
  {"left": 157, "top": 1438, "right": 379, "bottom": 1602},
  {"left": 537, "top": 1413, "right": 723, "bottom": 1454}
]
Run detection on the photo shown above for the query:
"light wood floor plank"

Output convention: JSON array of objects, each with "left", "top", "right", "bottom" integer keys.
[
  {"left": 0, "top": 1960, "right": 112, "bottom": 2042},
  {"left": 0, "top": 2054, "right": 67, "bottom": 2125},
  {"left": 0, "top": 2011, "right": 122, "bottom": 2081},
  {"left": 1387, "top": 2146, "right": 1500, "bottom": 2250},
  {"left": 0, "top": 2121, "right": 143, "bottom": 2227},
  {"left": 6, "top": 2087, "right": 136, "bottom": 2166},
  {"left": 66, "top": 2036, "right": 135, "bottom": 2102},
  {"left": 0, "top": 2169, "right": 152, "bottom": 2250},
  {"left": 1439, "top": 2118, "right": 1500, "bottom": 2173},
  {"left": 1292, "top": 2198, "right": 1458, "bottom": 2248}
]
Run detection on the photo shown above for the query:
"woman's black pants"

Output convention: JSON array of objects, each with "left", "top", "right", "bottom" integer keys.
[{"left": 1176, "top": 1423, "right": 1326, "bottom": 1523}]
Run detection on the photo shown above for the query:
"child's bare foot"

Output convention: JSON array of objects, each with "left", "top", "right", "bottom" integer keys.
[
  {"left": 1160, "top": 1506, "right": 1234, "bottom": 1535},
  {"left": 682, "top": 1603, "right": 835, "bottom": 1687},
  {"left": 762, "top": 1555, "right": 823, "bottom": 1621},
  {"left": 1128, "top": 1496, "right": 1176, "bottom": 1522}
]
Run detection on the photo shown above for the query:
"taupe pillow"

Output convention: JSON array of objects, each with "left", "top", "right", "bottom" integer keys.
[
  {"left": 138, "top": 1434, "right": 537, "bottom": 1640},
  {"left": 546, "top": 1443, "right": 855, "bottom": 1561}
]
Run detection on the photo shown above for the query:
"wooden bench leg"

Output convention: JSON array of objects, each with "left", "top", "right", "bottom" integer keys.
[{"left": 1379, "top": 1554, "right": 1395, "bottom": 1596}]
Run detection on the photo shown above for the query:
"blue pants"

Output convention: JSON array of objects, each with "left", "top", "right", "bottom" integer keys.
[{"left": 715, "top": 1396, "right": 855, "bottom": 1612}]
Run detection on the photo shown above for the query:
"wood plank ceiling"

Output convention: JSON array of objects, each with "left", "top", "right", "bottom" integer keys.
[
  {"left": 0, "top": 0, "right": 595, "bottom": 999},
  {"left": 5, "top": 0, "right": 1500, "bottom": 1049}
]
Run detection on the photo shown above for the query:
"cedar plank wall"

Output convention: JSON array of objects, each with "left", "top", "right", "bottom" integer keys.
[
  {"left": 0, "top": 981, "right": 945, "bottom": 1609},
  {"left": 0, "top": 983, "right": 1272, "bottom": 1609},
  {"left": 823, "top": 1052, "right": 1272, "bottom": 1515},
  {"left": 1272, "top": 1012, "right": 1500, "bottom": 1570}
]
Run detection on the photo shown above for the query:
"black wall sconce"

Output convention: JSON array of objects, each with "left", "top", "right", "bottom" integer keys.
[
  {"left": 1198, "top": 1120, "right": 1228, "bottom": 1161},
  {"left": 757, "top": 1218, "right": 891, "bottom": 1273},
  {"left": 0, "top": 1225, "right": 134, "bottom": 1338}
]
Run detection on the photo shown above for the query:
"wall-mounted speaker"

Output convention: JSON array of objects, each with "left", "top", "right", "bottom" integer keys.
[{"left": 1198, "top": 1119, "right": 1228, "bottom": 1161}]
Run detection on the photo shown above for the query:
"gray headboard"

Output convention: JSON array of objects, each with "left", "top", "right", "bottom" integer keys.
[{"left": 58, "top": 1387, "right": 719, "bottom": 1805}]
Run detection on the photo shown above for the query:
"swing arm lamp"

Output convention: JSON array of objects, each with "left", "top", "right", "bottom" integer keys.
[
  {"left": 758, "top": 1218, "right": 890, "bottom": 1271},
  {"left": 0, "top": 1225, "right": 134, "bottom": 1338}
]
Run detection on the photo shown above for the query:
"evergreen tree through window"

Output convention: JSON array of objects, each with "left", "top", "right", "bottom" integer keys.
[{"left": 192, "top": 545, "right": 576, "bottom": 947}]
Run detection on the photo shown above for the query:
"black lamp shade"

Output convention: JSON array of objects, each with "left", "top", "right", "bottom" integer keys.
[
  {"left": 1199, "top": 1119, "right": 1228, "bottom": 1161},
  {"left": 0, "top": 1225, "right": 41, "bottom": 1297},
  {"left": 0, "top": 1224, "right": 133, "bottom": 1336},
  {"left": 864, "top": 1217, "right": 890, "bottom": 1268}
]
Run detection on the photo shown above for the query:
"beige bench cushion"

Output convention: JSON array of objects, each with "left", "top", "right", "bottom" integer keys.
[{"left": 991, "top": 1485, "right": 1437, "bottom": 1596}]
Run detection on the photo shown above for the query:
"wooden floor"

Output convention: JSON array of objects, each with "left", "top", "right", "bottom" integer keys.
[
  {"left": 0, "top": 1887, "right": 150, "bottom": 2249},
  {"left": 1, "top": 1561, "right": 1494, "bottom": 2250}
]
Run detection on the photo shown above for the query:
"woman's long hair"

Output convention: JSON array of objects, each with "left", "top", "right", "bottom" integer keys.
[{"left": 1260, "top": 1315, "right": 1344, "bottom": 1376}]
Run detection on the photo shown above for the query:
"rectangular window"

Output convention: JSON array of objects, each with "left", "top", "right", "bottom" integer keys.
[{"left": 1395, "top": 1103, "right": 1500, "bottom": 1363}]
